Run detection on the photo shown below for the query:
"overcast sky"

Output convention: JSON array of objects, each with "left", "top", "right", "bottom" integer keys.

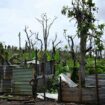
[{"left": 0, "top": 0, "right": 105, "bottom": 49}]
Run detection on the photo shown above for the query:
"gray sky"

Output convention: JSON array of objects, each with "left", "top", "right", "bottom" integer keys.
[{"left": 0, "top": 0, "right": 105, "bottom": 49}]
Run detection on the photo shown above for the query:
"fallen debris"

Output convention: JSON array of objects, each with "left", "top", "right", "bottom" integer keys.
[
  {"left": 59, "top": 73, "right": 78, "bottom": 87},
  {"left": 37, "top": 93, "right": 58, "bottom": 100}
]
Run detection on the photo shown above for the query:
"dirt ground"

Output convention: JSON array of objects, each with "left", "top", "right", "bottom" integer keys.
[
  {"left": 0, "top": 100, "right": 85, "bottom": 105},
  {"left": 0, "top": 98, "right": 85, "bottom": 105},
  {"left": 0, "top": 95, "right": 86, "bottom": 105}
]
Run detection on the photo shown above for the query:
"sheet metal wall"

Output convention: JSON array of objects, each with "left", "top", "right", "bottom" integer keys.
[
  {"left": 12, "top": 67, "right": 33, "bottom": 95},
  {"left": 0, "top": 63, "right": 53, "bottom": 95},
  {"left": 0, "top": 65, "right": 12, "bottom": 93}
]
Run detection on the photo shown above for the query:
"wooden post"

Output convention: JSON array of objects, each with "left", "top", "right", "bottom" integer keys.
[
  {"left": 42, "top": 62, "right": 46, "bottom": 101},
  {"left": 94, "top": 51, "right": 100, "bottom": 105},
  {"left": 35, "top": 49, "right": 38, "bottom": 76},
  {"left": 40, "top": 62, "right": 46, "bottom": 100},
  {"left": 53, "top": 60, "right": 55, "bottom": 75},
  {"left": 58, "top": 77, "right": 62, "bottom": 102},
  {"left": 78, "top": 70, "right": 82, "bottom": 103},
  {"left": 32, "top": 49, "right": 38, "bottom": 100},
  {"left": 43, "top": 62, "right": 46, "bottom": 101}
]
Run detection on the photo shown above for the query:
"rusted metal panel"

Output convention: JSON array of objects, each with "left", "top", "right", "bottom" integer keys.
[
  {"left": 2, "top": 79, "right": 12, "bottom": 93},
  {"left": 0, "top": 66, "right": 3, "bottom": 92},
  {"left": 0, "top": 66, "right": 13, "bottom": 93},
  {"left": 12, "top": 67, "right": 33, "bottom": 95},
  {"left": 0, "top": 66, "right": 3, "bottom": 79}
]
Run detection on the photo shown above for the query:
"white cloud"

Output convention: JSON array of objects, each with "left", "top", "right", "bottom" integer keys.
[{"left": 0, "top": 0, "right": 105, "bottom": 48}]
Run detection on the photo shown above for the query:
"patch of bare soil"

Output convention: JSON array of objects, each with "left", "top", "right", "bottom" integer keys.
[
  {"left": 0, "top": 100, "right": 86, "bottom": 105},
  {"left": 0, "top": 96, "right": 85, "bottom": 105}
]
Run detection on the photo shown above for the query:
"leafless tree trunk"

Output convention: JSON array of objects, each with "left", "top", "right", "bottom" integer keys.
[
  {"left": 18, "top": 32, "right": 21, "bottom": 50},
  {"left": 79, "top": 35, "right": 87, "bottom": 84},
  {"left": 52, "top": 34, "right": 62, "bottom": 56},
  {"left": 24, "top": 26, "right": 35, "bottom": 59},
  {"left": 36, "top": 33, "right": 43, "bottom": 51},
  {"left": 36, "top": 14, "right": 57, "bottom": 98},
  {"left": 52, "top": 34, "right": 62, "bottom": 74},
  {"left": 64, "top": 31, "right": 76, "bottom": 67},
  {"left": 36, "top": 14, "right": 57, "bottom": 51}
]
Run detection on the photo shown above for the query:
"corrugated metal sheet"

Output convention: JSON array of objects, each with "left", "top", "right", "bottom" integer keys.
[
  {"left": 0, "top": 66, "right": 3, "bottom": 79},
  {"left": 13, "top": 67, "right": 33, "bottom": 95},
  {"left": 0, "top": 63, "right": 54, "bottom": 95},
  {"left": 0, "top": 66, "right": 3, "bottom": 92},
  {"left": 2, "top": 79, "right": 12, "bottom": 93},
  {"left": 0, "top": 66, "right": 12, "bottom": 93}
]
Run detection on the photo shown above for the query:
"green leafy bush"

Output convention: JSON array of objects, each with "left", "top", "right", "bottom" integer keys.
[{"left": 86, "top": 58, "right": 105, "bottom": 74}]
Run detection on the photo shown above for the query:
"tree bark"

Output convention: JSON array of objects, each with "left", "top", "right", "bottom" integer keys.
[{"left": 79, "top": 35, "right": 87, "bottom": 85}]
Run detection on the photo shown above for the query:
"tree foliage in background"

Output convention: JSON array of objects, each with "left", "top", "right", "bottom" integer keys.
[{"left": 94, "top": 24, "right": 105, "bottom": 58}]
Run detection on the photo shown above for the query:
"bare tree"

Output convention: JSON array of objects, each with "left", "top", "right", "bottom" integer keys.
[
  {"left": 64, "top": 31, "right": 76, "bottom": 67},
  {"left": 52, "top": 33, "right": 62, "bottom": 56},
  {"left": 35, "top": 33, "right": 43, "bottom": 51},
  {"left": 24, "top": 26, "right": 35, "bottom": 59},
  {"left": 36, "top": 14, "right": 57, "bottom": 51}
]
